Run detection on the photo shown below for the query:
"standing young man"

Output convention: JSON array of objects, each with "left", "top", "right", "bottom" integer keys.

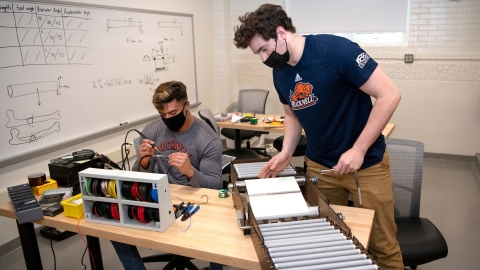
[
  {"left": 112, "top": 81, "right": 223, "bottom": 270},
  {"left": 233, "top": 4, "right": 403, "bottom": 269}
]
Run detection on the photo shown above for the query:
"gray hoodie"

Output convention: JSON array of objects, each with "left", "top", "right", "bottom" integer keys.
[{"left": 132, "top": 117, "right": 222, "bottom": 190}]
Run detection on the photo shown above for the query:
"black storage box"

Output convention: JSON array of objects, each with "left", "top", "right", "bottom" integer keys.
[{"left": 48, "top": 159, "right": 103, "bottom": 194}]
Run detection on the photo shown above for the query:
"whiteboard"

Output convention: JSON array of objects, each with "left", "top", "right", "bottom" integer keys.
[{"left": 0, "top": 0, "right": 199, "bottom": 166}]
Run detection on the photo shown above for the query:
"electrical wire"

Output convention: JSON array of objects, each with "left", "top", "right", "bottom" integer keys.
[
  {"left": 200, "top": 194, "right": 209, "bottom": 205},
  {"left": 181, "top": 213, "right": 193, "bottom": 232},
  {"left": 50, "top": 227, "right": 56, "bottom": 270},
  {"left": 171, "top": 195, "right": 185, "bottom": 204},
  {"left": 80, "top": 247, "right": 87, "bottom": 270},
  {"left": 121, "top": 129, "right": 151, "bottom": 171},
  {"left": 77, "top": 214, "right": 96, "bottom": 270}
]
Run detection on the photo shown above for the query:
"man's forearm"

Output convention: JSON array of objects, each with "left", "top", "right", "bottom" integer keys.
[
  {"left": 281, "top": 113, "right": 303, "bottom": 156},
  {"left": 353, "top": 93, "right": 400, "bottom": 155},
  {"left": 282, "top": 104, "right": 302, "bottom": 156}
]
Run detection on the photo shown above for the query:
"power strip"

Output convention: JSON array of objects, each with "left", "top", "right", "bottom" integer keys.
[{"left": 40, "top": 226, "right": 76, "bottom": 241}]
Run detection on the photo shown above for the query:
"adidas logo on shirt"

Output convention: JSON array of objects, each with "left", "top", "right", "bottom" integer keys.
[{"left": 294, "top": 73, "right": 302, "bottom": 82}]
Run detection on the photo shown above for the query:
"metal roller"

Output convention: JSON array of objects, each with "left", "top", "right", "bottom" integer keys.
[
  {"left": 262, "top": 226, "right": 336, "bottom": 237},
  {"left": 272, "top": 249, "right": 361, "bottom": 264},
  {"left": 265, "top": 235, "right": 346, "bottom": 248},
  {"left": 263, "top": 229, "right": 340, "bottom": 241},
  {"left": 260, "top": 220, "right": 330, "bottom": 232},
  {"left": 259, "top": 218, "right": 326, "bottom": 228},
  {"left": 269, "top": 243, "right": 356, "bottom": 258},
  {"left": 327, "top": 265, "right": 378, "bottom": 270},
  {"left": 237, "top": 171, "right": 297, "bottom": 179},
  {"left": 268, "top": 240, "right": 354, "bottom": 253},
  {"left": 278, "top": 257, "right": 371, "bottom": 270},
  {"left": 234, "top": 162, "right": 297, "bottom": 179},
  {"left": 255, "top": 206, "right": 319, "bottom": 221},
  {"left": 234, "top": 162, "right": 286, "bottom": 168}
]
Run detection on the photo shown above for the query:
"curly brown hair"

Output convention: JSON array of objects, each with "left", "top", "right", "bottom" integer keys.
[
  {"left": 152, "top": 81, "right": 188, "bottom": 111},
  {"left": 233, "top": 4, "right": 296, "bottom": 49}
]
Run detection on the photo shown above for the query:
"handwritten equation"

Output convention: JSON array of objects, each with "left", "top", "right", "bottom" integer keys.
[{"left": 92, "top": 78, "right": 132, "bottom": 89}]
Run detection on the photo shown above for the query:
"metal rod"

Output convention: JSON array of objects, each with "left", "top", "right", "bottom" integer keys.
[
  {"left": 272, "top": 249, "right": 361, "bottom": 264},
  {"left": 263, "top": 229, "right": 340, "bottom": 241},
  {"left": 320, "top": 168, "right": 335, "bottom": 174},
  {"left": 263, "top": 226, "right": 337, "bottom": 237},
  {"left": 258, "top": 218, "right": 326, "bottom": 228},
  {"left": 355, "top": 171, "right": 362, "bottom": 205},
  {"left": 265, "top": 235, "right": 346, "bottom": 248},
  {"left": 277, "top": 256, "right": 369, "bottom": 270},
  {"left": 268, "top": 240, "right": 354, "bottom": 253},
  {"left": 269, "top": 244, "right": 356, "bottom": 258},
  {"left": 260, "top": 219, "right": 329, "bottom": 232}
]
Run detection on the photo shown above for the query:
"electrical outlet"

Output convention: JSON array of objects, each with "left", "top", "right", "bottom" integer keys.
[{"left": 404, "top": 54, "right": 414, "bottom": 63}]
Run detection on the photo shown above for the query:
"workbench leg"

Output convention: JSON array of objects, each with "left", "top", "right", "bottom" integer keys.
[
  {"left": 234, "top": 129, "right": 241, "bottom": 149},
  {"left": 86, "top": 235, "right": 104, "bottom": 270},
  {"left": 16, "top": 220, "right": 43, "bottom": 270}
]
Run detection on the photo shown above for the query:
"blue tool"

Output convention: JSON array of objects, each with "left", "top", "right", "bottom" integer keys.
[
  {"left": 181, "top": 205, "right": 199, "bottom": 222},
  {"left": 190, "top": 205, "right": 200, "bottom": 215}
]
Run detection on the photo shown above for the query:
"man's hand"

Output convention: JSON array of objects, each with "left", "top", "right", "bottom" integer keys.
[
  {"left": 139, "top": 139, "right": 155, "bottom": 169},
  {"left": 169, "top": 152, "right": 194, "bottom": 178},
  {"left": 258, "top": 151, "right": 292, "bottom": 178},
  {"left": 333, "top": 148, "right": 365, "bottom": 174}
]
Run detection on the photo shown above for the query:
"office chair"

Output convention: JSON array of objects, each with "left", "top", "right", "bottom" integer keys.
[
  {"left": 273, "top": 135, "right": 308, "bottom": 173},
  {"left": 221, "top": 89, "right": 270, "bottom": 153},
  {"left": 386, "top": 138, "right": 448, "bottom": 269},
  {"left": 273, "top": 135, "right": 308, "bottom": 157},
  {"left": 132, "top": 138, "right": 199, "bottom": 270},
  {"left": 198, "top": 108, "right": 264, "bottom": 176}
]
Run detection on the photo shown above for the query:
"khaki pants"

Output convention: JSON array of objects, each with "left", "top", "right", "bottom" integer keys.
[{"left": 305, "top": 151, "right": 404, "bottom": 270}]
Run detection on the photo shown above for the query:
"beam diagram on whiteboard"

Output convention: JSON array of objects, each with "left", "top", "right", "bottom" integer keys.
[
  {"left": 8, "top": 121, "right": 61, "bottom": 145},
  {"left": 6, "top": 109, "right": 61, "bottom": 128},
  {"left": 7, "top": 77, "right": 70, "bottom": 105},
  {"left": 158, "top": 20, "right": 183, "bottom": 36},
  {"left": 143, "top": 41, "right": 175, "bottom": 73},
  {"left": 5, "top": 109, "right": 61, "bottom": 145},
  {"left": 107, "top": 18, "right": 143, "bottom": 33}
]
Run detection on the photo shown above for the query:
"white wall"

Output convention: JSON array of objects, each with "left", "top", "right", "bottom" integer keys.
[
  {"left": 214, "top": 0, "right": 480, "bottom": 156},
  {"left": 0, "top": 0, "right": 214, "bottom": 245}
]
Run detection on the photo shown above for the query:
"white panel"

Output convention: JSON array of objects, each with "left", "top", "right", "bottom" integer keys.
[{"left": 286, "top": 0, "right": 409, "bottom": 34}]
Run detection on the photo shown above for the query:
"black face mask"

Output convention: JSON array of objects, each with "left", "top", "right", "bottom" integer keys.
[
  {"left": 162, "top": 104, "right": 187, "bottom": 131},
  {"left": 263, "top": 38, "right": 290, "bottom": 68}
]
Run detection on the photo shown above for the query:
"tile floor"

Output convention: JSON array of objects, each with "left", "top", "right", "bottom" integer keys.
[{"left": 0, "top": 155, "right": 479, "bottom": 270}]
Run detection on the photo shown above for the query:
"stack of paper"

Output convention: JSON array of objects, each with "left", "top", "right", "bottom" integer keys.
[{"left": 245, "top": 177, "right": 310, "bottom": 221}]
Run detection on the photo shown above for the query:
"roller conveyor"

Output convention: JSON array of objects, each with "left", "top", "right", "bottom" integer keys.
[
  {"left": 230, "top": 160, "right": 380, "bottom": 270},
  {"left": 258, "top": 218, "right": 377, "bottom": 270}
]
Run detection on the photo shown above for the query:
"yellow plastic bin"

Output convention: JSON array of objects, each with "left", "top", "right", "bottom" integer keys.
[{"left": 60, "top": 194, "right": 84, "bottom": 219}]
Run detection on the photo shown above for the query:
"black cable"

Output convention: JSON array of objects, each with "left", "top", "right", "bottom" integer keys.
[
  {"left": 80, "top": 247, "right": 87, "bottom": 270},
  {"left": 125, "top": 147, "right": 131, "bottom": 170},
  {"left": 120, "top": 142, "right": 131, "bottom": 171},
  {"left": 121, "top": 129, "right": 156, "bottom": 171},
  {"left": 94, "top": 153, "right": 122, "bottom": 170},
  {"left": 50, "top": 227, "right": 57, "bottom": 270}
]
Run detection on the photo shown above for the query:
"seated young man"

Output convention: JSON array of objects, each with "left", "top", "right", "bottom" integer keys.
[{"left": 111, "top": 81, "right": 223, "bottom": 270}]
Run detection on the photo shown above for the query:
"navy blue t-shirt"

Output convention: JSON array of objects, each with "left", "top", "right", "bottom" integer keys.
[{"left": 273, "top": 34, "right": 385, "bottom": 169}]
